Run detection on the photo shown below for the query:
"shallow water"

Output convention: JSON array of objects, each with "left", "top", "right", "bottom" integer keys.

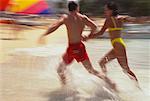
[
  {"left": 0, "top": 39, "right": 150, "bottom": 101},
  {"left": 124, "top": 23, "right": 150, "bottom": 33}
]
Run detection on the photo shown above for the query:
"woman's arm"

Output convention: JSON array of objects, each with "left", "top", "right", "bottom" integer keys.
[
  {"left": 122, "top": 16, "right": 148, "bottom": 23},
  {"left": 88, "top": 18, "right": 110, "bottom": 38}
]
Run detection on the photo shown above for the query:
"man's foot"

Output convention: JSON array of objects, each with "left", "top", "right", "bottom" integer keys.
[
  {"left": 102, "top": 76, "right": 118, "bottom": 92},
  {"left": 60, "top": 79, "right": 66, "bottom": 85},
  {"left": 57, "top": 70, "right": 67, "bottom": 85},
  {"left": 101, "top": 66, "right": 107, "bottom": 73},
  {"left": 99, "top": 62, "right": 107, "bottom": 73},
  {"left": 58, "top": 74, "right": 67, "bottom": 86},
  {"left": 110, "top": 82, "right": 118, "bottom": 92}
]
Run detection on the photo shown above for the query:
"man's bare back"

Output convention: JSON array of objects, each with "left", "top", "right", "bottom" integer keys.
[
  {"left": 62, "top": 12, "right": 96, "bottom": 43},
  {"left": 63, "top": 13, "right": 85, "bottom": 43},
  {"left": 38, "top": 12, "right": 96, "bottom": 44}
]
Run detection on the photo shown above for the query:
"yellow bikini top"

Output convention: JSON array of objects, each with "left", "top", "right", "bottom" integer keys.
[{"left": 108, "top": 17, "right": 123, "bottom": 32}]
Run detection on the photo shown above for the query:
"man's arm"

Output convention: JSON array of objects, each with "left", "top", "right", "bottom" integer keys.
[
  {"left": 83, "top": 15, "right": 97, "bottom": 36},
  {"left": 38, "top": 15, "right": 65, "bottom": 44},
  {"left": 88, "top": 18, "right": 109, "bottom": 38},
  {"left": 42, "top": 15, "right": 65, "bottom": 36}
]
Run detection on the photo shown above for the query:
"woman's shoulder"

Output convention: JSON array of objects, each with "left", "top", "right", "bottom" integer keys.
[{"left": 117, "top": 15, "right": 129, "bottom": 22}]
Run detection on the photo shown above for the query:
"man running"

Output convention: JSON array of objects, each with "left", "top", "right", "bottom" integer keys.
[{"left": 39, "top": 1, "right": 116, "bottom": 90}]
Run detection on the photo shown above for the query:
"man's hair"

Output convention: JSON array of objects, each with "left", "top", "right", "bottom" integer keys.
[{"left": 68, "top": 1, "right": 78, "bottom": 12}]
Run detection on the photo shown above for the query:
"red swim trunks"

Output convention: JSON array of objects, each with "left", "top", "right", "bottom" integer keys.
[{"left": 63, "top": 42, "right": 89, "bottom": 64}]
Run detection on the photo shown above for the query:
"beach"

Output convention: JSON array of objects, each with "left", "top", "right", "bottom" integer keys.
[{"left": 0, "top": 20, "right": 150, "bottom": 101}]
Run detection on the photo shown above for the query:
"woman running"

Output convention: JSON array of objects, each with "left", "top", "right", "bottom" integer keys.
[{"left": 86, "top": 2, "right": 140, "bottom": 84}]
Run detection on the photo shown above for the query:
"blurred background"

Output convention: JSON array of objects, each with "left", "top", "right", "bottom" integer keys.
[
  {"left": 0, "top": 0, "right": 150, "bottom": 16},
  {"left": 79, "top": 0, "right": 150, "bottom": 16}
]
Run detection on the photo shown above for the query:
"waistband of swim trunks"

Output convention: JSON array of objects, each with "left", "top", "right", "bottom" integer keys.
[{"left": 68, "top": 41, "right": 83, "bottom": 46}]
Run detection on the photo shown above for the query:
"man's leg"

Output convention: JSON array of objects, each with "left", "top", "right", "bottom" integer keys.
[
  {"left": 57, "top": 50, "right": 73, "bottom": 85},
  {"left": 81, "top": 59, "right": 117, "bottom": 90},
  {"left": 57, "top": 61, "right": 68, "bottom": 85}
]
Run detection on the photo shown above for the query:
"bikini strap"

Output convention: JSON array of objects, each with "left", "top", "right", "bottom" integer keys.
[{"left": 111, "top": 17, "right": 117, "bottom": 28}]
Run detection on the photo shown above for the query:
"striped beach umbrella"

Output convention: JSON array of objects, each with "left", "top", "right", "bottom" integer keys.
[
  {"left": 0, "top": 0, "right": 10, "bottom": 11},
  {"left": 0, "top": 0, "right": 52, "bottom": 14}
]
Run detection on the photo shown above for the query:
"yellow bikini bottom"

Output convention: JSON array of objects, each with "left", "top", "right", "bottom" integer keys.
[
  {"left": 108, "top": 28, "right": 123, "bottom": 32},
  {"left": 111, "top": 38, "right": 126, "bottom": 47}
]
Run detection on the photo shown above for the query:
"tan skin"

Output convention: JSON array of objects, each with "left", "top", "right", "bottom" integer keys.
[
  {"left": 38, "top": 7, "right": 117, "bottom": 90},
  {"left": 87, "top": 5, "right": 139, "bottom": 83}
]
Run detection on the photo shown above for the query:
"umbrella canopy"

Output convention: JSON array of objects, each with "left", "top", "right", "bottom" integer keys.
[
  {"left": 0, "top": 0, "right": 10, "bottom": 11},
  {"left": 0, "top": 0, "right": 52, "bottom": 14}
]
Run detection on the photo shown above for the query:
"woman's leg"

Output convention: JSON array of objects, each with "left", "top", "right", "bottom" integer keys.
[
  {"left": 113, "top": 42, "right": 138, "bottom": 82},
  {"left": 99, "top": 49, "right": 116, "bottom": 73}
]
